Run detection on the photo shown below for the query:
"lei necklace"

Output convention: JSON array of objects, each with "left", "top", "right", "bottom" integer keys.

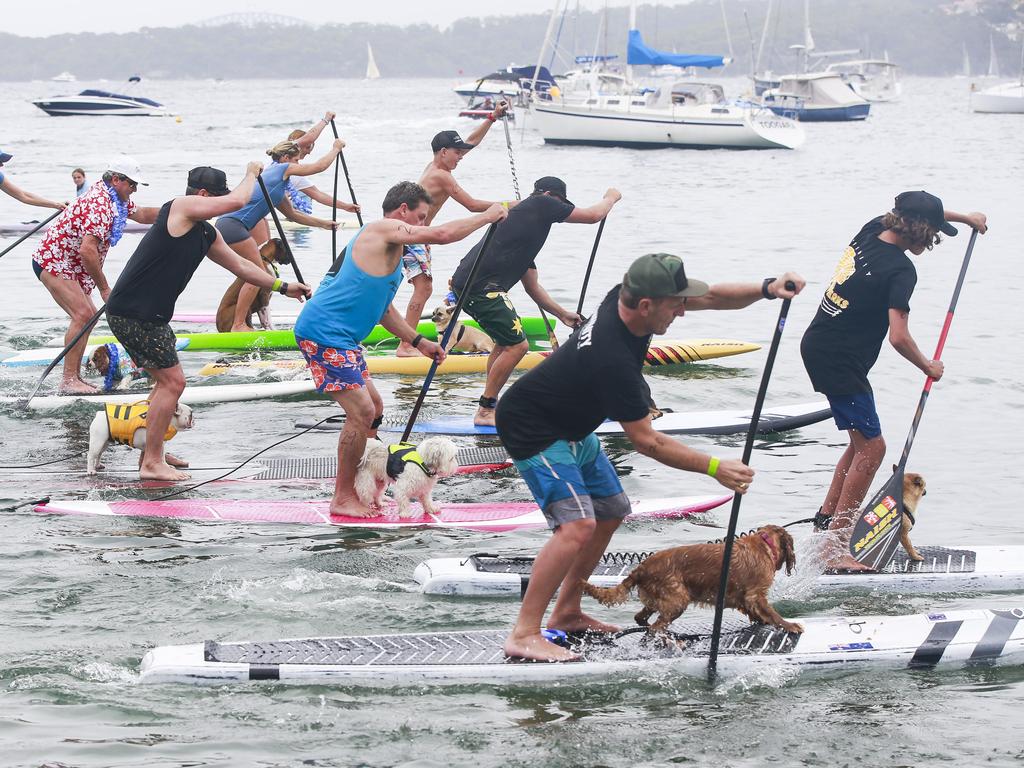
[{"left": 103, "top": 181, "right": 130, "bottom": 247}]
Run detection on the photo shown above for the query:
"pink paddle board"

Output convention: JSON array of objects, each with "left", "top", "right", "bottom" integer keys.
[{"left": 34, "top": 495, "right": 729, "bottom": 531}]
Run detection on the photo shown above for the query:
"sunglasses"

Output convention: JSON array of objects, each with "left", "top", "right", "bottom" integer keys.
[{"left": 118, "top": 174, "right": 138, "bottom": 189}]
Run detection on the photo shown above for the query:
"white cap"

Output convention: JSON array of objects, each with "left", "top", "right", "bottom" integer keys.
[{"left": 106, "top": 154, "right": 149, "bottom": 186}]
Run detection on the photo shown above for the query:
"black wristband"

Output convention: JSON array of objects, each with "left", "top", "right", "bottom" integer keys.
[
  {"left": 411, "top": 334, "right": 423, "bottom": 349},
  {"left": 761, "top": 277, "right": 777, "bottom": 300},
  {"left": 278, "top": 281, "right": 289, "bottom": 296}
]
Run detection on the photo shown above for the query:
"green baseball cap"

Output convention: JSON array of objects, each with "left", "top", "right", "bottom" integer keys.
[{"left": 623, "top": 253, "right": 709, "bottom": 299}]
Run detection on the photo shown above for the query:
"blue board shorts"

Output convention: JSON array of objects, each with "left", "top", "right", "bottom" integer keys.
[
  {"left": 827, "top": 392, "right": 882, "bottom": 439},
  {"left": 512, "top": 433, "right": 631, "bottom": 530}
]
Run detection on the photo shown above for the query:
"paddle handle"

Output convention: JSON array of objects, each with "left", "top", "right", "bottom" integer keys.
[
  {"left": 0, "top": 209, "right": 62, "bottom": 259},
  {"left": 257, "top": 174, "right": 304, "bottom": 286},
  {"left": 332, "top": 119, "right": 363, "bottom": 228},
  {"left": 576, "top": 217, "right": 606, "bottom": 316},
  {"left": 707, "top": 283, "right": 796, "bottom": 682},
  {"left": 24, "top": 303, "right": 106, "bottom": 405},
  {"left": 330, "top": 119, "right": 340, "bottom": 260},
  {"left": 400, "top": 222, "right": 499, "bottom": 443}
]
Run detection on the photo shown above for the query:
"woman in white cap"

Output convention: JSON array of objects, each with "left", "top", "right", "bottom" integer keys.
[
  {"left": 0, "top": 149, "right": 65, "bottom": 210},
  {"left": 31, "top": 155, "right": 159, "bottom": 394}
]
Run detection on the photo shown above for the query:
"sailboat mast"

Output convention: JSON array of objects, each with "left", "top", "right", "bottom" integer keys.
[
  {"left": 529, "top": 0, "right": 564, "bottom": 102},
  {"left": 755, "top": 0, "right": 773, "bottom": 74},
  {"left": 628, "top": 1, "right": 637, "bottom": 84}
]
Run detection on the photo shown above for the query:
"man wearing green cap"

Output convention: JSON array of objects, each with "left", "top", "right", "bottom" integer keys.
[{"left": 495, "top": 253, "right": 805, "bottom": 662}]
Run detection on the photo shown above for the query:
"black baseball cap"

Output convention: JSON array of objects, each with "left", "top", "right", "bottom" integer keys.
[
  {"left": 431, "top": 130, "right": 475, "bottom": 153},
  {"left": 894, "top": 191, "right": 957, "bottom": 237},
  {"left": 187, "top": 166, "right": 230, "bottom": 196},
  {"left": 533, "top": 176, "right": 573, "bottom": 206},
  {"left": 0, "top": 149, "right": 12, "bottom": 164}
]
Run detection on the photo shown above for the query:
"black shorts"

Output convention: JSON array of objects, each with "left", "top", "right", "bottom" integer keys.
[
  {"left": 215, "top": 216, "right": 252, "bottom": 245},
  {"left": 107, "top": 314, "right": 180, "bottom": 370}
]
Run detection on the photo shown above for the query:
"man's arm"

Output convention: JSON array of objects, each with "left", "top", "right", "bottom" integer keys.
[
  {"left": 944, "top": 209, "right": 988, "bottom": 234},
  {"left": 521, "top": 268, "right": 581, "bottom": 327},
  {"left": 294, "top": 111, "right": 336, "bottom": 153},
  {"left": 170, "top": 162, "right": 261, "bottom": 229},
  {"left": 79, "top": 234, "right": 110, "bottom": 299},
  {"left": 0, "top": 179, "right": 64, "bottom": 209},
  {"left": 464, "top": 100, "right": 510, "bottom": 146},
  {"left": 380, "top": 204, "right": 507, "bottom": 247},
  {"left": 286, "top": 139, "right": 345, "bottom": 178},
  {"left": 565, "top": 188, "right": 621, "bottom": 224},
  {"left": 889, "top": 308, "right": 943, "bottom": 380},
  {"left": 621, "top": 417, "right": 753, "bottom": 494},
  {"left": 128, "top": 206, "right": 160, "bottom": 225},
  {"left": 379, "top": 304, "right": 447, "bottom": 363},
  {"left": 684, "top": 273, "right": 805, "bottom": 311},
  {"left": 276, "top": 195, "right": 336, "bottom": 229},
  {"left": 441, "top": 173, "right": 504, "bottom": 214},
  {"left": 301, "top": 185, "right": 360, "bottom": 213},
  {"left": 206, "top": 230, "right": 311, "bottom": 299}
]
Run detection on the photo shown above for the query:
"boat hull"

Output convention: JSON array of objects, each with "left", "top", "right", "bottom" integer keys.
[
  {"left": 767, "top": 103, "right": 871, "bottom": 121},
  {"left": 31, "top": 97, "right": 168, "bottom": 117},
  {"left": 971, "top": 83, "right": 1024, "bottom": 114}
]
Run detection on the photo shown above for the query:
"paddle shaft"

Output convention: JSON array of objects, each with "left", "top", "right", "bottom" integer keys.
[
  {"left": 500, "top": 103, "right": 559, "bottom": 349},
  {"left": 333, "top": 119, "right": 363, "bottom": 228},
  {"left": 707, "top": 284, "right": 795, "bottom": 683},
  {"left": 329, "top": 119, "right": 340, "bottom": 260},
  {"left": 23, "top": 304, "right": 106, "bottom": 405},
  {"left": 895, "top": 228, "right": 979, "bottom": 471},
  {"left": 256, "top": 174, "right": 305, "bottom": 286},
  {"left": 576, "top": 217, "right": 606, "bottom": 316},
  {"left": 0, "top": 209, "right": 62, "bottom": 259},
  {"left": 399, "top": 222, "right": 499, "bottom": 443}
]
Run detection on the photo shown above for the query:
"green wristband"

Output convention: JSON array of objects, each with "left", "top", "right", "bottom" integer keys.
[
  {"left": 707, "top": 456, "right": 720, "bottom": 478},
  {"left": 271, "top": 278, "right": 283, "bottom": 292}
]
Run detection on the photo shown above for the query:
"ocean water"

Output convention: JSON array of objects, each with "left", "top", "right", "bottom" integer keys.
[{"left": 0, "top": 76, "right": 1022, "bottom": 767}]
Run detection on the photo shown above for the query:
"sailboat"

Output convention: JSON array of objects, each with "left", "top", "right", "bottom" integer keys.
[
  {"left": 985, "top": 33, "right": 1000, "bottom": 79},
  {"left": 365, "top": 43, "right": 381, "bottom": 80},
  {"left": 971, "top": 41, "right": 1024, "bottom": 113},
  {"left": 959, "top": 42, "right": 972, "bottom": 79},
  {"left": 527, "top": 1, "right": 804, "bottom": 149}
]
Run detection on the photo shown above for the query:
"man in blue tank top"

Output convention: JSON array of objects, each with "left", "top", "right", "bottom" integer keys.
[{"left": 294, "top": 181, "right": 507, "bottom": 518}]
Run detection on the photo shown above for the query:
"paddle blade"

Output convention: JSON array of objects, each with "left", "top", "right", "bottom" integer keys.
[{"left": 848, "top": 468, "right": 905, "bottom": 569}]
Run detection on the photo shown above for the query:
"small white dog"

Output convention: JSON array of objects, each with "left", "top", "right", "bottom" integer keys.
[
  {"left": 87, "top": 401, "right": 194, "bottom": 474},
  {"left": 354, "top": 437, "right": 460, "bottom": 517}
]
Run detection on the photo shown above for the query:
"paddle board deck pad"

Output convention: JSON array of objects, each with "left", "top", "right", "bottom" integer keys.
[
  {"left": 367, "top": 401, "right": 832, "bottom": 437},
  {"left": 58, "top": 317, "right": 558, "bottom": 352},
  {"left": 415, "top": 545, "right": 1024, "bottom": 597},
  {"left": 1, "top": 339, "right": 189, "bottom": 368},
  {"left": 34, "top": 494, "right": 729, "bottom": 530},
  {"left": 138, "top": 608, "right": 1024, "bottom": 685},
  {"left": 197, "top": 339, "right": 761, "bottom": 377},
  {"left": 2, "top": 380, "right": 316, "bottom": 410}
]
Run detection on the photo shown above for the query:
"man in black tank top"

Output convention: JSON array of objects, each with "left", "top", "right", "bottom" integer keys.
[{"left": 105, "top": 162, "right": 311, "bottom": 482}]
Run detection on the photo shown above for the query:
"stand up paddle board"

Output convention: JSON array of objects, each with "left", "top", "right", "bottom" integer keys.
[
  {"left": 0, "top": 220, "right": 150, "bottom": 234},
  {"left": 198, "top": 339, "right": 760, "bottom": 377},
  {"left": 414, "top": 545, "right": 1024, "bottom": 597},
  {"left": 138, "top": 608, "right": 1024, "bottom": 685},
  {"left": 365, "top": 401, "right": 832, "bottom": 437},
  {"left": 1, "top": 380, "right": 315, "bottom": 410},
  {"left": 34, "top": 494, "right": 729, "bottom": 531},
  {"left": 1, "top": 339, "right": 189, "bottom": 368}
]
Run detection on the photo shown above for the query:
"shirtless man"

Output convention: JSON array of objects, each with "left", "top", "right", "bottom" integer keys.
[
  {"left": 395, "top": 102, "right": 512, "bottom": 357},
  {"left": 293, "top": 181, "right": 507, "bottom": 517}
]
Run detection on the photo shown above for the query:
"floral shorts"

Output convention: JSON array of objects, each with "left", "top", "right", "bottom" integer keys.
[
  {"left": 296, "top": 337, "right": 368, "bottom": 392},
  {"left": 401, "top": 244, "right": 432, "bottom": 282}
]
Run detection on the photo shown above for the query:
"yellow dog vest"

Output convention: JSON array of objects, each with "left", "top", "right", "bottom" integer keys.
[
  {"left": 105, "top": 401, "right": 177, "bottom": 446},
  {"left": 386, "top": 442, "right": 433, "bottom": 480}
]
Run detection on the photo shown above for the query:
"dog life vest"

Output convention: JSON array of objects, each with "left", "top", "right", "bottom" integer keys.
[
  {"left": 105, "top": 401, "right": 177, "bottom": 446},
  {"left": 386, "top": 442, "right": 433, "bottom": 480}
]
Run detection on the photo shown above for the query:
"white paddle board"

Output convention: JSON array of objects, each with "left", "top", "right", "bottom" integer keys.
[
  {"left": 1, "top": 339, "right": 189, "bottom": 368},
  {"left": 2, "top": 380, "right": 315, "bottom": 410}
]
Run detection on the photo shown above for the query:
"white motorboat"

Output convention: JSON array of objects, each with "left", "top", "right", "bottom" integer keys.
[
  {"left": 825, "top": 59, "right": 902, "bottom": 102},
  {"left": 32, "top": 89, "right": 169, "bottom": 117},
  {"left": 762, "top": 72, "right": 871, "bottom": 121},
  {"left": 970, "top": 81, "right": 1024, "bottom": 113}
]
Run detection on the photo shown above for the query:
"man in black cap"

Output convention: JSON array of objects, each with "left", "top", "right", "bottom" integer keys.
[
  {"left": 800, "top": 191, "right": 987, "bottom": 571},
  {"left": 452, "top": 177, "right": 621, "bottom": 425},
  {"left": 496, "top": 254, "right": 805, "bottom": 661},
  {"left": 104, "top": 163, "right": 311, "bottom": 481},
  {"left": 395, "top": 103, "right": 511, "bottom": 357}
]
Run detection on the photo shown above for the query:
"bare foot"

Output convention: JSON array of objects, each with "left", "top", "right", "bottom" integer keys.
[
  {"left": 394, "top": 342, "right": 422, "bottom": 358},
  {"left": 504, "top": 632, "right": 580, "bottom": 662},
  {"left": 329, "top": 497, "right": 377, "bottom": 518},
  {"left": 59, "top": 378, "right": 99, "bottom": 395},
  {"left": 140, "top": 462, "right": 190, "bottom": 482},
  {"left": 164, "top": 452, "right": 189, "bottom": 468},
  {"left": 473, "top": 406, "right": 496, "bottom": 427},
  {"left": 229, "top": 323, "right": 252, "bottom": 334},
  {"left": 547, "top": 610, "right": 620, "bottom": 635},
  {"left": 824, "top": 554, "right": 876, "bottom": 573}
]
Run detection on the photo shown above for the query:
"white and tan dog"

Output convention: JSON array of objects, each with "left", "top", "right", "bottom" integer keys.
[
  {"left": 431, "top": 303, "right": 495, "bottom": 354},
  {"left": 354, "top": 437, "right": 460, "bottom": 517},
  {"left": 87, "top": 401, "right": 194, "bottom": 474}
]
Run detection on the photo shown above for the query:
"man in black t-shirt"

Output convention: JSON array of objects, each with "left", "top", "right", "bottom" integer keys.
[
  {"left": 800, "top": 191, "right": 987, "bottom": 571},
  {"left": 496, "top": 253, "right": 805, "bottom": 662},
  {"left": 451, "top": 176, "right": 621, "bottom": 426}
]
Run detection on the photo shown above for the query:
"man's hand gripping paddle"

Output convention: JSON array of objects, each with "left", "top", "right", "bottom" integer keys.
[{"left": 847, "top": 229, "right": 979, "bottom": 570}]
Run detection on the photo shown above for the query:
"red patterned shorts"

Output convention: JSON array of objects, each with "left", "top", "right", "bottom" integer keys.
[{"left": 296, "top": 337, "right": 368, "bottom": 392}]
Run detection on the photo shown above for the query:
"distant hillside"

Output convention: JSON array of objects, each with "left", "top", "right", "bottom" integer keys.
[{"left": 0, "top": 0, "right": 1021, "bottom": 81}]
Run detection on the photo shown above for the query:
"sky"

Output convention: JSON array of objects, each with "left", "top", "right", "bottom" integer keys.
[{"left": 3, "top": 0, "right": 579, "bottom": 37}]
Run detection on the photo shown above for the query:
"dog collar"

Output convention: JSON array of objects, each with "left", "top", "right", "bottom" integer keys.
[
  {"left": 759, "top": 531, "right": 779, "bottom": 563},
  {"left": 386, "top": 442, "right": 435, "bottom": 481},
  {"left": 904, "top": 508, "right": 915, "bottom": 527}
]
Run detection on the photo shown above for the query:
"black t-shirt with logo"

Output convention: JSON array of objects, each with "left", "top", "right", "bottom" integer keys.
[
  {"left": 451, "top": 193, "right": 574, "bottom": 296},
  {"left": 800, "top": 216, "right": 917, "bottom": 395},
  {"left": 496, "top": 285, "right": 652, "bottom": 460}
]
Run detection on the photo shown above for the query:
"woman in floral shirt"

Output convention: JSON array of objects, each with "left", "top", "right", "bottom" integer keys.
[{"left": 32, "top": 156, "right": 158, "bottom": 394}]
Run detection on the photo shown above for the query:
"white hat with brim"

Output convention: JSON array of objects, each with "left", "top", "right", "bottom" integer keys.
[{"left": 107, "top": 155, "right": 149, "bottom": 186}]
